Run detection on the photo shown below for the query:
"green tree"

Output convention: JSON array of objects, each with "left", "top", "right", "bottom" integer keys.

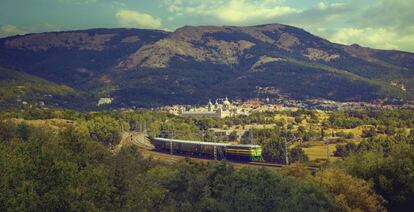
[
  {"left": 342, "top": 144, "right": 414, "bottom": 211},
  {"left": 290, "top": 146, "right": 309, "bottom": 163},
  {"left": 228, "top": 131, "right": 238, "bottom": 141},
  {"left": 87, "top": 116, "right": 122, "bottom": 146},
  {"left": 314, "top": 169, "right": 385, "bottom": 212},
  {"left": 262, "top": 138, "right": 285, "bottom": 163},
  {"left": 334, "top": 142, "right": 357, "bottom": 157}
]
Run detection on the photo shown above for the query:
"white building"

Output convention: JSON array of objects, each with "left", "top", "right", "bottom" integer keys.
[{"left": 179, "top": 97, "right": 239, "bottom": 118}]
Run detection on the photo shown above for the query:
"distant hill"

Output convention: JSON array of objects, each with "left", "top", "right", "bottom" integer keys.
[
  {"left": 0, "top": 24, "right": 413, "bottom": 108},
  {"left": 0, "top": 67, "right": 75, "bottom": 109}
]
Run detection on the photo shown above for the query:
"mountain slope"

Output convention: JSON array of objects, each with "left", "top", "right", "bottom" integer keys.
[
  {"left": 113, "top": 24, "right": 414, "bottom": 105},
  {"left": 0, "top": 67, "right": 75, "bottom": 108},
  {"left": 0, "top": 28, "right": 168, "bottom": 87},
  {"left": 0, "top": 24, "right": 413, "bottom": 108}
]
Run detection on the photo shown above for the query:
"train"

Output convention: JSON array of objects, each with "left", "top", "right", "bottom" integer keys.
[{"left": 151, "top": 137, "right": 262, "bottom": 161}]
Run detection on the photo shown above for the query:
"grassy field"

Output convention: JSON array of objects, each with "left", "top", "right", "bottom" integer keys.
[{"left": 301, "top": 140, "right": 342, "bottom": 162}]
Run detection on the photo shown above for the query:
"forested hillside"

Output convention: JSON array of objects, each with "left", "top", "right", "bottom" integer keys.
[
  {"left": 1, "top": 109, "right": 413, "bottom": 211},
  {"left": 0, "top": 67, "right": 75, "bottom": 109}
]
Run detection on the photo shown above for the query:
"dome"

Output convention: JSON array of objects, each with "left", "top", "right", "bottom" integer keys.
[{"left": 223, "top": 97, "right": 231, "bottom": 105}]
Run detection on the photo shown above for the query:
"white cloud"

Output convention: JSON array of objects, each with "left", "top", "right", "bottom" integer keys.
[
  {"left": 327, "top": 27, "right": 414, "bottom": 52},
  {"left": 116, "top": 9, "right": 162, "bottom": 29},
  {"left": 317, "top": 2, "right": 345, "bottom": 10},
  {"left": 357, "top": 0, "right": 413, "bottom": 29},
  {"left": 214, "top": 0, "right": 302, "bottom": 23},
  {"left": 163, "top": 0, "right": 301, "bottom": 24},
  {"left": 1, "top": 25, "right": 19, "bottom": 34},
  {"left": 0, "top": 24, "right": 24, "bottom": 37}
]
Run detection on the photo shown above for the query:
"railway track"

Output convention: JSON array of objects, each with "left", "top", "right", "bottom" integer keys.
[
  {"left": 126, "top": 132, "right": 319, "bottom": 171},
  {"left": 247, "top": 161, "right": 319, "bottom": 171},
  {"left": 247, "top": 161, "right": 286, "bottom": 168},
  {"left": 139, "top": 147, "right": 320, "bottom": 171}
]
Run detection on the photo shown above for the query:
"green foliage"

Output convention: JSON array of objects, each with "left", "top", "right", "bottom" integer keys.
[
  {"left": 329, "top": 110, "right": 414, "bottom": 130},
  {"left": 0, "top": 67, "right": 75, "bottom": 109},
  {"left": 228, "top": 131, "right": 238, "bottom": 141},
  {"left": 0, "top": 125, "right": 112, "bottom": 211},
  {"left": 290, "top": 146, "right": 309, "bottom": 163},
  {"left": 164, "top": 161, "right": 337, "bottom": 211},
  {"left": 262, "top": 138, "right": 286, "bottom": 163},
  {"left": 0, "top": 123, "right": 342, "bottom": 211},
  {"left": 250, "top": 128, "right": 287, "bottom": 163},
  {"left": 329, "top": 112, "right": 364, "bottom": 129},
  {"left": 341, "top": 144, "right": 414, "bottom": 211},
  {"left": 334, "top": 142, "right": 358, "bottom": 157},
  {"left": 335, "top": 131, "right": 354, "bottom": 139},
  {"left": 86, "top": 116, "right": 122, "bottom": 146},
  {"left": 4, "top": 108, "right": 414, "bottom": 211},
  {"left": 2, "top": 108, "right": 414, "bottom": 211},
  {"left": 314, "top": 169, "right": 385, "bottom": 212}
]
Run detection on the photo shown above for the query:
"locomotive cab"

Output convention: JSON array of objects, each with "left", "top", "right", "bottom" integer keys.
[{"left": 225, "top": 145, "right": 262, "bottom": 161}]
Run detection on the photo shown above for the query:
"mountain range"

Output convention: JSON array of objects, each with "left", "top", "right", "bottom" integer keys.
[{"left": 0, "top": 23, "right": 413, "bottom": 109}]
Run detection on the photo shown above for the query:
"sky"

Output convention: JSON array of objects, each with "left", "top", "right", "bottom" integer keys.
[{"left": 1, "top": 0, "right": 413, "bottom": 52}]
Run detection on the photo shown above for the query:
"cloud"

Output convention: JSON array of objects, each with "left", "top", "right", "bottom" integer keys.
[
  {"left": 163, "top": 0, "right": 301, "bottom": 24},
  {"left": 163, "top": 0, "right": 355, "bottom": 27},
  {"left": 116, "top": 9, "right": 162, "bottom": 29},
  {"left": 281, "top": 2, "right": 354, "bottom": 28},
  {"left": 0, "top": 23, "right": 64, "bottom": 38},
  {"left": 355, "top": 0, "right": 413, "bottom": 29},
  {"left": 2, "top": 0, "right": 412, "bottom": 52},
  {"left": 264, "top": 1, "right": 414, "bottom": 52},
  {"left": 317, "top": 2, "right": 346, "bottom": 10},
  {"left": 157, "top": 0, "right": 414, "bottom": 52},
  {"left": 0, "top": 24, "right": 25, "bottom": 37},
  {"left": 308, "top": 0, "right": 414, "bottom": 52},
  {"left": 214, "top": 0, "right": 302, "bottom": 23},
  {"left": 326, "top": 27, "right": 414, "bottom": 52}
]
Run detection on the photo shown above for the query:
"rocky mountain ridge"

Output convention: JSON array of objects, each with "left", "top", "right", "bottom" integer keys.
[{"left": 0, "top": 24, "right": 413, "bottom": 109}]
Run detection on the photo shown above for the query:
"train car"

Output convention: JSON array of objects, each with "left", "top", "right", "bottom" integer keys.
[
  {"left": 151, "top": 137, "right": 262, "bottom": 161},
  {"left": 225, "top": 144, "right": 262, "bottom": 161},
  {"left": 151, "top": 137, "right": 228, "bottom": 158}
]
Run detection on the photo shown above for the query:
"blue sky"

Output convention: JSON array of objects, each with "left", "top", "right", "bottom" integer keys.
[{"left": 1, "top": 0, "right": 413, "bottom": 52}]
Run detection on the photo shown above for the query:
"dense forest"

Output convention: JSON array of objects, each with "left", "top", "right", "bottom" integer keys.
[{"left": 1, "top": 109, "right": 413, "bottom": 211}]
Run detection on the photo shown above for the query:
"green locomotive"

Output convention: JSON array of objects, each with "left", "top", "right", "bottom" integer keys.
[
  {"left": 151, "top": 137, "right": 262, "bottom": 161},
  {"left": 224, "top": 144, "right": 262, "bottom": 161}
]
